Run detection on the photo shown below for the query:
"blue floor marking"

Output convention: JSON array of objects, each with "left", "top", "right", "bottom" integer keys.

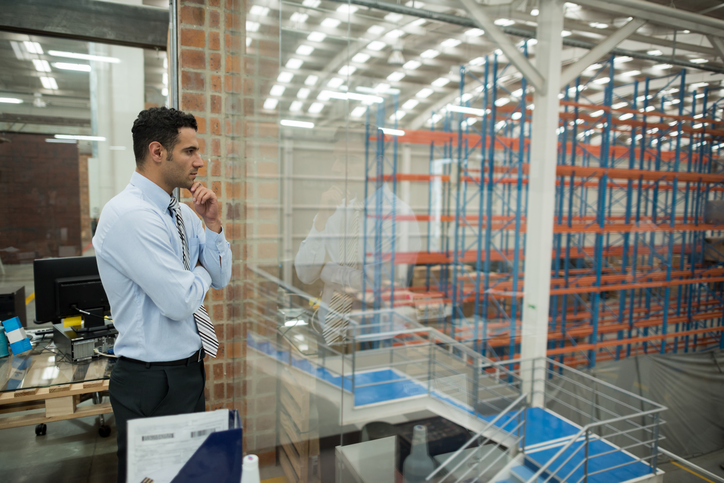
[{"left": 353, "top": 369, "right": 428, "bottom": 406}]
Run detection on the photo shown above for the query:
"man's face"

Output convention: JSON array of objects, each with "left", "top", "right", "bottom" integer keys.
[{"left": 163, "top": 127, "right": 204, "bottom": 190}]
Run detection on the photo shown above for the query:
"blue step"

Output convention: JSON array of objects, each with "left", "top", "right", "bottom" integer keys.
[{"left": 511, "top": 465, "right": 545, "bottom": 483}]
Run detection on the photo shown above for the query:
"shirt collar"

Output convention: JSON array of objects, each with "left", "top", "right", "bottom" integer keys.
[{"left": 130, "top": 171, "right": 173, "bottom": 214}]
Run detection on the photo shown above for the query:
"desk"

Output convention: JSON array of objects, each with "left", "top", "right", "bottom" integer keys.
[{"left": 0, "top": 336, "right": 114, "bottom": 435}]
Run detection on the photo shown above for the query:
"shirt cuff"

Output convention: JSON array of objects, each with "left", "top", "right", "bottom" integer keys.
[
  {"left": 205, "top": 225, "right": 228, "bottom": 251},
  {"left": 192, "top": 265, "right": 213, "bottom": 291}
]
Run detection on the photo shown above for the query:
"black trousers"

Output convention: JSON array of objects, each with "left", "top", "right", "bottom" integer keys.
[{"left": 110, "top": 357, "right": 206, "bottom": 483}]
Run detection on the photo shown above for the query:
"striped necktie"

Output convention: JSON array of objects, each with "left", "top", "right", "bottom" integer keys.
[{"left": 169, "top": 197, "right": 219, "bottom": 358}]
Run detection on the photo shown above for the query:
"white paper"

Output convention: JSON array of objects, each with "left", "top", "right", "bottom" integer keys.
[{"left": 126, "top": 409, "right": 230, "bottom": 483}]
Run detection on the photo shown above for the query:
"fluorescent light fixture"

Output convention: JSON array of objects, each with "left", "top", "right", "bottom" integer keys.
[
  {"left": 367, "top": 41, "right": 387, "bottom": 51},
  {"left": 339, "top": 65, "right": 356, "bottom": 75},
  {"left": 614, "top": 56, "right": 633, "bottom": 63},
  {"left": 55, "top": 134, "right": 105, "bottom": 141},
  {"left": 307, "top": 31, "right": 326, "bottom": 42},
  {"left": 386, "top": 29, "right": 405, "bottom": 38},
  {"left": 162, "top": 87, "right": 169, "bottom": 96},
  {"left": 527, "top": 39, "right": 538, "bottom": 45},
  {"left": 691, "top": 58, "right": 708, "bottom": 64},
  {"left": 308, "top": 102, "right": 324, "bottom": 113},
  {"left": 246, "top": 21, "right": 260, "bottom": 32},
  {"left": 289, "top": 101, "right": 303, "bottom": 111},
  {"left": 495, "top": 98, "right": 510, "bottom": 107},
  {"left": 263, "top": 98, "right": 278, "bottom": 109},
  {"left": 391, "top": 110, "right": 406, "bottom": 120},
  {"left": 511, "top": 112, "right": 522, "bottom": 120},
  {"left": 648, "top": 50, "right": 662, "bottom": 56},
  {"left": 285, "top": 58, "right": 303, "bottom": 69},
  {"left": 270, "top": 85, "right": 286, "bottom": 96},
  {"left": 565, "top": 2, "right": 581, "bottom": 9},
  {"left": 297, "top": 88, "right": 310, "bottom": 99},
  {"left": 645, "top": 105, "right": 655, "bottom": 111},
  {"left": 385, "top": 13, "right": 403, "bottom": 22},
  {"left": 351, "top": 106, "right": 367, "bottom": 117},
  {"left": 622, "top": 70, "right": 641, "bottom": 76},
  {"left": 24, "top": 41, "right": 43, "bottom": 54},
  {"left": 368, "top": 25, "right": 385, "bottom": 35},
  {"left": 531, "top": 8, "right": 539, "bottom": 15},
  {"left": 693, "top": 123, "right": 704, "bottom": 129},
  {"left": 387, "top": 71, "right": 405, "bottom": 81},
  {"left": 447, "top": 105, "right": 486, "bottom": 116},
  {"left": 296, "top": 45, "right": 314, "bottom": 55},
  {"left": 466, "top": 28, "right": 484, "bottom": 37},
  {"left": 302, "top": 0, "right": 320, "bottom": 6},
  {"left": 290, "top": 12, "right": 308, "bottom": 23},
  {"left": 420, "top": 49, "right": 439, "bottom": 59},
  {"left": 441, "top": 38, "right": 462, "bottom": 48},
  {"left": 0, "top": 97, "right": 23, "bottom": 104},
  {"left": 46, "top": 138, "right": 76, "bottom": 144},
  {"left": 249, "top": 5, "right": 269, "bottom": 16},
  {"left": 416, "top": 88, "right": 433, "bottom": 98},
  {"left": 403, "top": 60, "right": 420, "bottom": 70},
  {"left": 691, "top": 82, "right": 708, "bottom": 89},
  {"left": 321, "top": 18, "right": 341, "bottom": 28},
  {"left": 561, "top": 31, "right": 572, "bottom": 37},
  {"left": 594, "top": 77, "right": 610, "bottom": 85},
  {"left": 462, "top": 93, "right": 473, "bottom": 102},
  {"left": 346, "top": 92, "right": 383, "bottom": 103},
  {"left": 591, "top": 109, "right": 605, "bottom": 117},
  {"left": 246, "top": 38, "right": 252, "bottom": 47},
  {"left": 470, "top": 57, "right": 485, "bottom": 66},
  {"left": 337, "top": 4, "right": 358, "bottom": 14},
  {"left": 432, "top": 77, "right": 450, "bottom": 87},
  {"left": 163, "top": 72, "right": 168, "bottom": 86},
  {"left": 612, "top": 101, "right": 628, "bottom": 109},
  {"left": 277, "top": 72, "right": 294, "bottom": 83},
  {"left": 10, "top": 41, "right": 26, "bottom": 60},
  {"left": 281, "top": 119, "right": 314, "bottom": 129},
  {"left": 48, "top": 50, "right": 120, "bottom": 63},
  {"left": 374, "top": 83, "right": 392, "bottom": 92},
  {"left": 511, "top": 89, "right": 523, "bottom": 98},
  {"left": 305, "top": 75, "right": 318, "bottom": 86},
  {"left": 590, "top": 22, "right": 608, "bottom": 29},
  {"left": 32, "top": 59, "right": 51, "bottom": 72},
  {"left": 402, "top": 99, "right": 419, "bottom": 110},
  {"left": 656, "top": 63, "right": 672, "bottom": 69},
  {"left": 327, "top": 77, "right": 344, "bottom": 88},
  {"left": 284, "top": 319, "right": 309, "bottom": 327},
  {"left": 586, "top": 63, "right": 602, "bottom": 71},
  {"left": 352, "top": 53, "right": 370, "bottom": 63},
  {"left": 381, "top": 127, "right": 405, "bottom": 136},
  {"left": 494, "top": 19, "right": 515, "bottom": 26},
  {"left": 40, "top": 77, "right": 58, "bottom": 89},
  {"left": 405, "top": 1, "right": 424, "bottom": 6}
]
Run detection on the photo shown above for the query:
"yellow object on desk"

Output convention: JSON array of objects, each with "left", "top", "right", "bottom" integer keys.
[{"left": 63, "top": 315, "right": 83, "bottom": 328}]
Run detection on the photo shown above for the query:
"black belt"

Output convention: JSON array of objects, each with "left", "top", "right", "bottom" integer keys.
[{"left": 120, "top": 348, "right": 205, "bottom": 367}]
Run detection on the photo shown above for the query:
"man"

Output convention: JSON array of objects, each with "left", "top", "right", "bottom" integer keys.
[{"left": 93, "top": 107, "right": 231, "bottom": 482}]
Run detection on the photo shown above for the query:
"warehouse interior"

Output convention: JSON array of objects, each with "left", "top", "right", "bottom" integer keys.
[{"left": 1, "top": 0, "right": 724, "bottom": 482}]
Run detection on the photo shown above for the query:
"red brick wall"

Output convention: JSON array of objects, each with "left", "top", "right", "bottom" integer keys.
[{"left": 0, "top": 133, "right": 82, "bottom": 263}]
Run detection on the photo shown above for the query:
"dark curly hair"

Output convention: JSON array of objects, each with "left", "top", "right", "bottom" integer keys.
[{"left": 131, "top": 107, "right": 197, "bottom": 166}]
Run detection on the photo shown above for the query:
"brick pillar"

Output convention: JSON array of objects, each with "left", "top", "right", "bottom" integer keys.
[{"left": 178, "top": 0, "right": 281, "bottom": 461}]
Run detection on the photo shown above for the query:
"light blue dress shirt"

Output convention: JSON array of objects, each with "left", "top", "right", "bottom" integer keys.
[{"left": 93, "top": 172, "right": 232, "bottom": 361}]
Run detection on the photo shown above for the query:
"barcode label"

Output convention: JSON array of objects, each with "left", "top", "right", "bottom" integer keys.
[
  {"left": 191, "top": 429, "right": 214, "bottom": 438},
  {"left": 142, "top": 433, "right": 174, "bottom": 441}
]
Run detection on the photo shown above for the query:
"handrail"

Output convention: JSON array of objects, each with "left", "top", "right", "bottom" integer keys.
[
  {"left": 526, "top": 407, "right": 665, "bottom": 483},
  {"left": 659, "top": 447, "right": 724, "bottom": 483},
  {"left": 427, "top": 392, "right": 528, "bottom": 481}
]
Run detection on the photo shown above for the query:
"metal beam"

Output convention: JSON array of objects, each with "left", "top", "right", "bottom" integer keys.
[
  {"left": 708, "top": 35, "right": 724, "bottom": 64},
  {"left": 559, "top": 18, "right": 646, "bottom": 89},
  {"left": 0, "top": 0, "right": 169, "bottom": 50},
  {"left": 459, "top": 0, "right": 544, "bottom": 91}
]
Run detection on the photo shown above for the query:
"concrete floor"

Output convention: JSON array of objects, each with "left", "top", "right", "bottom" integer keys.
[{"left": 659, "top": 449, "right": 724, "bottom": 483}]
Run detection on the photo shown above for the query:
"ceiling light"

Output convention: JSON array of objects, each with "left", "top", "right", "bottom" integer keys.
[
  {"left": 386, "top": 29, "right": 405, "bottom": 38},
  {"left": 339, "top": 65, "right": 356, "bottom": 75},
  {"left": 297, "top": 88, "right": 310, "bottom": 99},
  {"left": 368, "top": 25, "right": 385, "bottom": 35},
  {"left": 246, "top": 38, "right": 252, "bottom": 47},
  {"left": 321, "top": 18, "right": 341, "bottom": 28},
  {"left": 385, "top": 13, "right": 403, "bottom": 22},
  {"left": 367, "top": 41, "right": 387, "bottom": 51},
  {"left": 290, "top": 12, "right": 309, "bottom": 23},
  {"left": 590, "top": 22, "right": 608, "bottom": 29},
  {"left": 645, "top": 105, "right": 655, "bottom": 111},
  {"left": 527, "top": 39, "right": 538, "bottom": 46},
  {"left": 447, "top": 105, "right": 486, "bottom": 116},
  {"left": 470, "top": 57, "right": 485, "bottom": 66},
  {"left": 277, "top": 72, "right": 294, "bottom": 82},
  {"left": 337, "top": 4, "right": 358, "bottom": 14},
  {"left": 691, "top": 58, "right": 709, "bottom": 64},
  {"left": 296, "top": 45, "right": 314, "bottom": 55},
  {"left": 249, "top": 5, "right": 269, "bottom": 16},
  {"left": 387, "top": 71, "right": 405, "bottom": 81},
  {"left": 564, "top": 2, "right": 581, "bottom": 10},
  {"left": 494, "top": 19, "right": 515, "bottom": 26},
  {"left": 381, "top": 127, "right": 405, "bottom": 136},
  {"left": 432, "top": 77, "right": 450, "bottom": 87},
  {"left": 317, "top": 88, "right": 332, "bottom": 100},
  {"left": 55, "top": 134, "right": 105, "bottom": 141},
  {"left": 307, "top": 31, "right": 326, "bottom": 42},
  {"left": 466, "top": 28, "right": 484, "bottom": 37},
  {"left": 594, "top": 77, "right": 610, "bottom": 84},
  {"left": 402, "top": 99, "right": 419, "bottom": 110},
  {"left": 246, "top": 21, "right": 260, "bottom": 32},
  {"left": 162, "top": 87, "right": 169, "bottom": 96},
  {"left": 388, "top": 47, "right": 405, "bottom": 65},
  {"left": 441, "top": 38, "right": 462, "bottom": 48},
  {"left": 308, "top": 102, "right": 324, "bottom": 113},
  {"left": 586, "top": 63, "right": 603, "bottom": 71},
  {"left": 495, "top": 98, "right": 510, "bottom": 106},
  {"left": 389, "top": 111, "right": 406, "bottom": 120},
  {"left": 328, "top": 77, "right": 345, "bottom": 88},
  {"left": 591, "top": 109, "right": 605, "bottom": 117},
  {"left": 691, "top": 82, "right": 708, "bottom": 89},
  {"left": 531, "top": 8, "right": 539, "bottom": 15},
  {"left": 411, "top": 18, "right": 426, "bottom": 26},
  {"left": 305, "top": 75, "right": 318, "bottom": 86},
  {"left": 403, "top": 60, "right": 420, "bottom": 70},
  {"left": 352, "top": 53, "right": 370, "bottom": 63},
  {"left": 647, "top": 50, "right": 662, "bottom": 56},
  {"left": 263, "top": 98, "right": 278, "bottom": 109},
  {"left": 346, "top": 92, "right": 383, "bottom": 103},
  {"left": 374, "top": 83, "right": 392, "bottom": 92},
  {"left": 24, "top": 41, "right": 43, "bottom": 54},
  {"left": 48, "top": 50, "right": 120, "bottom": 63},
  {"left": 10, "top": 41, "right": 27, "bottom": 60},
  {"left": 32, "top": 59, "right": 51, "bottom": 72},
  {"left": 281, "top": 119, "right": 314, "bottom": 128},
  {"left": 0, "top": 97, "right": 23, "bottom": 104},
  {"left": 289, "top": 101, "right": 303, "bottom": 111},
  {"left": 622, "top": 70, "right": 641, "bottom": 76},
  {"left": 511, "top": 112, "right": 522, "bottom": 120},
  {"left": 40, "top": 77, "right": 58, "bottom": 89},
  {"left": 285, "top": 58, "right": 303, "bottom": 69},
  {"left": 351, "top": 106, "right": 367, "bottom": 118},
  {"left": 614, "top": 56, "right": 633, "bottom": 63},
  {"left": 53, "top": 62, "right": 91, "bottom": 72},
  {"left": 420, "top": 49, "right": 439, "bottom": 59},
  {"left": 302, "top": 0, "right": 320, "bottom": 6},
  {"left": 656, "top": 63, "right": 672, "bottom": 69},
  {"left": 561, "top": 31, "right": 572, "bottom": 37},
  {"left": 270, "top": 85, "right": 286, "bottom": 96},
  {"left": 416, "top": 88, "right": 433, "bottom": 98},
  {"left": 612, "top": 101, "right": 628, "bottom": 109}
]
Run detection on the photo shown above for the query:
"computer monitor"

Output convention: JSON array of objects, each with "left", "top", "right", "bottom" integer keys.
[{"left": 34, "top": 256, "right": 110, "bottom": 328}]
